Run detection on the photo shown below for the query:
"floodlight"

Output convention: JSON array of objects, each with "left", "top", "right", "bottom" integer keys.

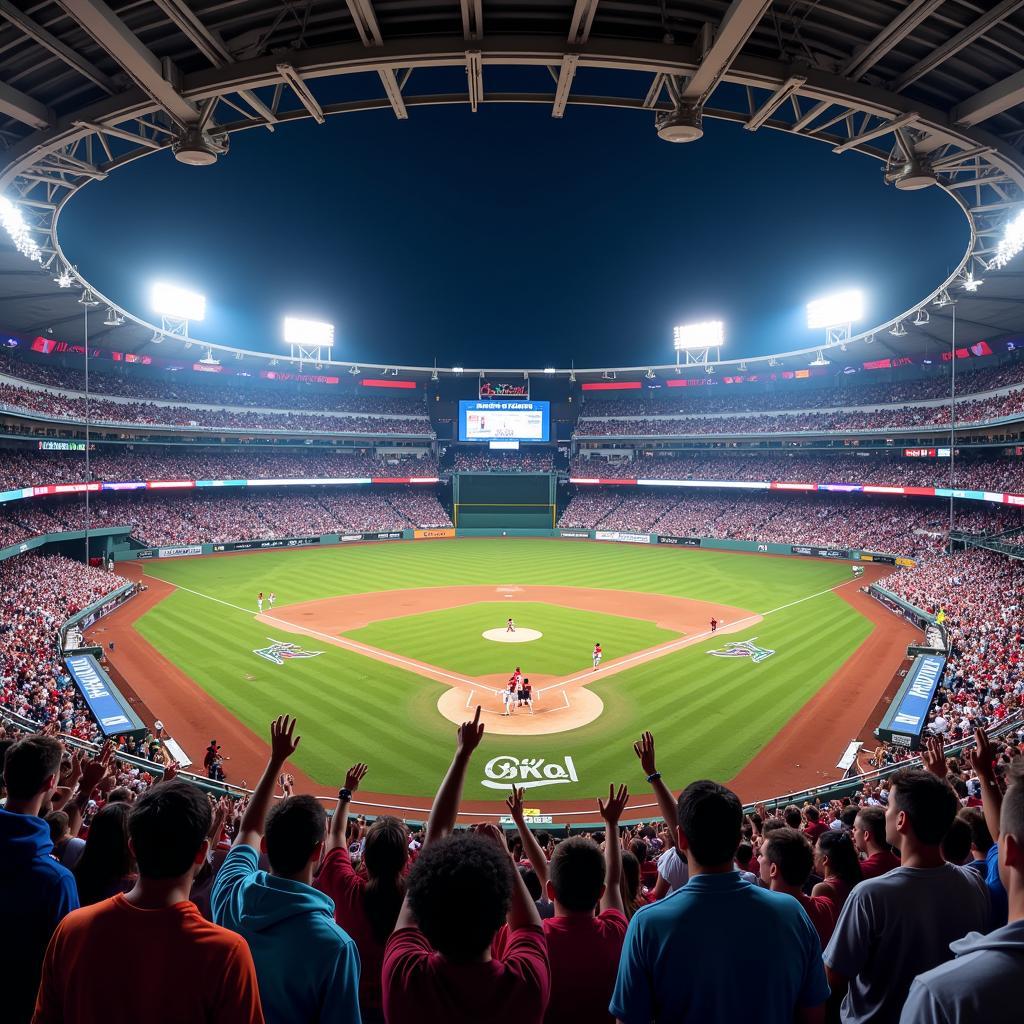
[
  {"left": 962, "top": 273, "right": 983, "bottom": 292},
  {"left": 991, "top": 210, "right": 1024, "bottom": 269},
  {"left": 151, "top": 282, "right": 205, "bottom": 322},
  {"left": 53, "top": 265, "right": 74, "bottom": 288},
  {"left": 452, "top": 366, "right": 464, "bottom": 373},
  {"left": 656, "top": 105, "right": 703, "bottom": 143},
  {"left": 283, "top": 317, "right": 334, "bottom": 349},
  {"left": 673, "top": 320, "right": 724, "bottom": 351},
  {"left": 809, "top": 351, "right": 830, "bottom": 366},
  {"left": 0, "top": 196, "right": 41, "bottom": 263},
  {"left": 543, "top": 367, "right": 555, "bottom": 374},
  {"left": 805, "top": 290, "right": 863, "bottom": 329}
]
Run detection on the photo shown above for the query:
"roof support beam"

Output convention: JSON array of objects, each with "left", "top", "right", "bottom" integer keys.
[
  {"left": 954, "top": 69, "right": 1024, "bottom": 126},
  {"left": 57, "top": 0, "right": 197, "bottom": 125},
  {"left": 832, "top": 111, "right": 918, "bottom": 153},
  {"left": 0, "top": 0, "right": 115, "bottom": 93},
  {"left": 276, "top": 63, "right": 324, "bottom": 124},
  {"left": 73, "top": 119, "right": 163, "bottom": 150},
  {"left": 0, "top": 78, "right": 51, "bottom": 128},
  {"left": 568, "top": 0, "right": 599, "bottom": 45},
  {"left": 461, "top": 0, "right": 482, "bottom": 41},
  {"left": 378, "top": 67, "right": 408, "bottom": 119},
  {"left": 150, "top": 0, "right": 276, "bottom": 127},
  {"left": 843, "top": 0, "right": 945, "bottom": 80},
  {"left": 345, "top": 0, "right": 383, "bottom": 47},
  {"left": 681, "top": 0, "right": 772, "bottom": 103},
  {"left": 466, "top": 50, "right": 483, "bottom": 112},
  {"left": 893, "top": 0, "right": 1024, "bottom": 92},
  {"left": 552, "top": 54, "right": 578, "bottom": 118},
  {"left": 745, "top": 73, "right": 805, "bottom": 131}
]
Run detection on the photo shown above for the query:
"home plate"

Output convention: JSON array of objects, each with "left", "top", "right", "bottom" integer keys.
[{"left": 482, "top": 628, "right": 543, "bottom": 643}]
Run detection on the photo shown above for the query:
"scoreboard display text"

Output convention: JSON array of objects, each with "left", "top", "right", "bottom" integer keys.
[{"left": 459, "top": 400, "right": 550, "bottom": 442}]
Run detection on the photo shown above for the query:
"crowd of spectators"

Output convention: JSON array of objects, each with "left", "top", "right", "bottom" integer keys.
[
  {"left": 450, "top": 449, "right": 556, "bottom": 473},
  {"left": 579, "top": 359, "right": 1024, "bottom": 417},
  {"left": 0, "top": 381, "right": 435, "bottom": 435},
  {"left": 3, "top": 703, "right": 1023, "bottom": 1023},
  {"left": 0, "top": 554, "right": 121, "bottom": 744},
  {"left": 0, "top": 449, "right": 438, "bottom": 491},
  {"left": 0, "top": 350, "right": 427, "bottom": 415},
  {"left": 574, "top": 384, "right": 1024, "bottom": 437},
  {"left": 570, "top": 454, "right": 1024, "bottom": 493},
  {"left": 558, "top": 490, "right": 1024, "bottom": 554}
]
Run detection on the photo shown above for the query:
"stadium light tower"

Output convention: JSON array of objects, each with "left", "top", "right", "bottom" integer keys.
[
  {"left": 151, "top": 282, "right": 206, "bottom": 341},
  {"left": 673, "top": 320, "right": 724, "bottom": 366},
  {"left": 806, "top": 289, "right": 864, "bottom": 346},
  {"left": 284, "top": 316, "right": 334, "bottom": 364}
]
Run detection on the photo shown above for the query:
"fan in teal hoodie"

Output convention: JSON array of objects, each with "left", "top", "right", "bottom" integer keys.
[{"left": 212, "top": 844, "right": 362, "bottom": 1024}]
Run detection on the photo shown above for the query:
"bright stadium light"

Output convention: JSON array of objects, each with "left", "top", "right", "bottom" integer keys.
[
  {"left": 673, "top": 320, "right": 724, "bottom": 367},
  {"left": 283, "top": 317, "right": 334, "bottom": 349},
  {"left": 806, "top": 289, "right": 863, "bottom": 346},
  {"left": 991, "top": 210, "right": 1024, "bottom": 270},
  {"left": 151, "top": 282, "right": 206, "bottom": 322},
  {"left": 805, "top": 290, "right": 863, "bottom": 329},
  {"left": 0, "top": 196, "right": 41, "bottom": 263}
]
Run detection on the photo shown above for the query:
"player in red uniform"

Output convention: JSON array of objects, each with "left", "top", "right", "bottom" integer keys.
[
  {"left": 503, "top": 667, "right": 522, "bottom": 716},
  {"left": 710, "top": 617, "right": 718, "bottom": 633},
  {"left": 519, "top": 677, "right": 534, "bottom": 714}
]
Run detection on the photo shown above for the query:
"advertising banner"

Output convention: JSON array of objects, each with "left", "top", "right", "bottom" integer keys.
[
  {"left": 558, "top": 530, "right": 590, "bottom": 539},
  {"left": 157, "top": 545, "right": 203, "bottom": 558},
  {"left": 658, "top": 535, "right": 700, "bottom": 546},
  {"left": 212, "top": 536, "right": 321, "bottom": 553},
  {"left": 65, "top": 654, "right": 146, "bottom": 738},
  {"left": 415, "top": 528, "right": 456, "bottom": 539},
  {"left": 876, "top": 654, "right": 946, "bottom": 749},
  {"left": 594, "top": 531, "right": 652, "bottom": 544},
  {"left": 791, "top": 545, "right": 850, "bottom": 559}
]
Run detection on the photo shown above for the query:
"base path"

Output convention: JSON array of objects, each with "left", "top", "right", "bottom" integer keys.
[{"left": 259, "top": 585, "right": 757, "bottom": 736}]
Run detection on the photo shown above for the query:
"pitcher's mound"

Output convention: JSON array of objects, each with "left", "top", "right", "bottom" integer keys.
[{"left": 483, "top": 627, "right": 543, "bottom": 643}]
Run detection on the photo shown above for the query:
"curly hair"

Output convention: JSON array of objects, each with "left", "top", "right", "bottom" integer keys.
[{"left": 406, "top": 833, "right": 512, "bottom": 959}]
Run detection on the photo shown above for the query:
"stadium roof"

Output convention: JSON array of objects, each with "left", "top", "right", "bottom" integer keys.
[{"left": 0, "top": 0, "right": 1021, "bottom": 378}]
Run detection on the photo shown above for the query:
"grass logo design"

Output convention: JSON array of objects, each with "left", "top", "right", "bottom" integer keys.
[
  {"left": 708, "top": 638, "right": 775, "bottom": 664},
  {"left": 253, "top": 638, "right": 324, "bottom": 666}
]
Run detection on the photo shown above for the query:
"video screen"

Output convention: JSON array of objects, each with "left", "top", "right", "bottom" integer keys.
[{"left": 459, "top": 400, "right": 550, "bottom": 442}]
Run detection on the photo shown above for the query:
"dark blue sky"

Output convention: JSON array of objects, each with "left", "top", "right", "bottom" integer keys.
[{"left": 62, "top": 103, "right": 967, "bottom": 368}]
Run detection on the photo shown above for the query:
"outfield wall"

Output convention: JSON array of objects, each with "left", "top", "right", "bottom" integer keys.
[{"left": 0, "top": 526, "right": 132, "bottom": 564}]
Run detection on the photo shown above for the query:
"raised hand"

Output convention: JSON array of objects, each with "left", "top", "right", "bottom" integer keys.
[
  {"left": 505, "top": 786, "right": 526, "bottom": 825},
  {"left": 161, "top": 761, "right": 181, "bottom": 784},
  {"left": 598, "top": 783, "right": 630, "bottom": 826},
  {"left": 269, "top": 715, "right": 300, "bottom": 764},
  {"left": 968, "top": 727, "right": 995, "bottom": 780},
  {"left": 457, "top": 705, "right": 485, "bottom": 757},
  {"left": 473, "top": 822, "right": 511, "bottom": 858},
  {"left": 921, "top": 735, "right": 948, "bottom": 778},
  {"left": 79, "top": 740, "right": 114, "bottom": 793},
  {"left": 344, "top": 763, "right": 368, "bottom": 792},
  {"left": 633, "top": 732, "right": 657, "bottom": 776}
]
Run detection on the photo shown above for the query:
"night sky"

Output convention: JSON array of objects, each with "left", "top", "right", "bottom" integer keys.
[{"left": 61, "top": 103, "right": 967, "bottom": 368}]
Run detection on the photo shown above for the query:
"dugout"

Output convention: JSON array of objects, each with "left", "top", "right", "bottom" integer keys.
[{"left": 453, "top": 473, "right": 556, "bottom": 529}]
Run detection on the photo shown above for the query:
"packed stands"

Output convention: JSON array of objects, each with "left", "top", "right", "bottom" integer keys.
[
  {"left": 451, "top": 449, "right": 556, "bottom": 472},
  {"left": 0, "top": 449, "right": 438, "bottom": 491},
  {"left": 0, "top": 381, "right": 435, "bottom": 434},
  {"left": 570, "top": 454, "right": 1024, "bottom": 493}
]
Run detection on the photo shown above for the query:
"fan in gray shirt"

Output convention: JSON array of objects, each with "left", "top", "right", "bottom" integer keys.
[{"left": 823, "top": 769, "right": 990, "bottom": 1024}]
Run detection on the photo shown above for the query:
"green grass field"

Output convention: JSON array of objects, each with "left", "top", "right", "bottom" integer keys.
[
  {"left": 343, "top": 602, "right": 680, "bottom": 675},
  {"left": 135, "top": 538, "right": 872, "bottom": 804}
]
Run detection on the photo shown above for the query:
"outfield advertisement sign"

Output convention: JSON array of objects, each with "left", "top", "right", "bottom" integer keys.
[
  {"left": 559, "top": 530, "right": 590, "bottom": 539},
  {"left": 64, "top": 654, "right": 146, "bottom": 738},
  {"left": 212, "top": 536, "right": 321, "bottom": 553},
  {"left": 157, "top": 545, "right": 203, "bottom": 558},
  {"left": 415, "top": 528, "right": 456, "bottom": 539},
  {"left": 658, "top": 535, "right": 700, "bottom": 546},
  {"left": 877, "top": 654, "right": 946, "bottom": 749},
  {"left": 594, "top": 531, "right": 651, "bottom": 544},
  {"left": 791, "top": 545, "right": 850, "bottom": 559},
  {"left": 341, "top": 531, "right": 403, "bottom": 542}
]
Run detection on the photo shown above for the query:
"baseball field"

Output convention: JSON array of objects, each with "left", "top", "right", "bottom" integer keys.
[{"left": 93, "top": 537, "right": 911, "bottom": 814}]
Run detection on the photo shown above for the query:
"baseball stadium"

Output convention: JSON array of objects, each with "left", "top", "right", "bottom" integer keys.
[{"left": 1, "top": 3, "right": 1024, "bottom": 1023}]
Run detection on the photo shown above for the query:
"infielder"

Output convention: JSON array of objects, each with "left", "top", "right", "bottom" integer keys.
[
  {"left": 257, "top": 591, "right": 264, "bottom": 613},
  {"left": 592, "top": 643, "right": 603, "bottom": 671},
  {"left": 268, "top": 591, "right": 276, "bottom": 609}
]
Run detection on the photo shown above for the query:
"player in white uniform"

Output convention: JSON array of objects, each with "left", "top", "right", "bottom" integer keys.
[
  {"left": 257, "top": 592, "right": 264, "bottom": 613},
  {"left": 506, "top": 617, "right": 515, "bottom": 632},
  {"left": 592, "top": 643, "right": 603, "bottom": 670},
  {"left": 502, "top": 675, "right": 518, "bottom": 716},
  {"left": 268, "top": 592, "right": 276, "bottom": 609}
]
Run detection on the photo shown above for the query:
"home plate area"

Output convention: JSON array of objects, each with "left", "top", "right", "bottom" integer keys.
[{"left": 482, "top": 627, "right": 543, "bottom": 643}]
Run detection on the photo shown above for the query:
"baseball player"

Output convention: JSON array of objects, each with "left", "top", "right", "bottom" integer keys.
[
  {"left": 257, "top": 592, "right": 264, "bottom": 613},
  {"left": 502, "top": 674, "right": 519, "bottom": 716},
  {"left": 592, "top": 643, "right": 602, "bottom": 671},
  {"left": 268, "top": 591, "right": 276, "bottom": 609},
  {"left": 710, "top": 617, "right": 718, "bottom": 633},
  {"left": 507, "top": 617, "right": 515, "bottom": 633},
  {"left": 520, "top": 677, "right": 534, "bottom": 714}
]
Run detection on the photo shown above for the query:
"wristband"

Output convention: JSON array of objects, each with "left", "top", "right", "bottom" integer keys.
[
  {"left": 646, "top": 771, "right": 662, "bottom": 783},
  {"left": 338, "top": 788, "right": 352, "bottom": 802}
]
